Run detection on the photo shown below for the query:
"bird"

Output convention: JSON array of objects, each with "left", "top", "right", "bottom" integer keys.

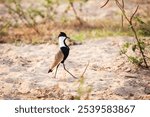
[{"left": 48, "top": 32, "right": 77, "bottom": 78}]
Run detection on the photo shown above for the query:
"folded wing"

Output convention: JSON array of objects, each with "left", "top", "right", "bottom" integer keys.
[{"left": 50, "top": 50, "right": 64, "bottom": 70}]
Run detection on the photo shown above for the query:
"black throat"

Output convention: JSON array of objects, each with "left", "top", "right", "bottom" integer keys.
[
  {"left": 63, "top": 39, "right": 69, "bottom": 48},
  {"left": 60, "top": 47, "right": 70, "bottom": 63}
]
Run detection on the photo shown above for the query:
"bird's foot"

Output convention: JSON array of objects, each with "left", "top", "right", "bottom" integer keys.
[{"left": 52, "top": 75, "right": 57, "bottom": 78}]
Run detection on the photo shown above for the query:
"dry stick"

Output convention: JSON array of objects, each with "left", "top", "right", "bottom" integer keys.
[
  {"left": 121, "top": 0, "right": 124, "bottom": 28},
  {"left": 101, "top": 0, "right": 110, "bottom": 8},
  {"left": 69, "top": 1, "right": 83, "bottom": 25},
  {"left": 81, "top": 62, "right": 90, "bottom": 77},
  {"left": 115, "top": 0, "right": 148, "bottom": 68},
  {"left": 101, "top": 0, "right": 123, "bottom": 28}
]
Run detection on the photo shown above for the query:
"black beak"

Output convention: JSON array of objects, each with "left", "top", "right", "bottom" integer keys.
[{"left": 67, "top": 36, "right": 70, "bottom": 39}]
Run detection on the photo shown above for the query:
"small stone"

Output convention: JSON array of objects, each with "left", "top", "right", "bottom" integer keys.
[
  {"left": 125, "top": 73, "right": 138, "bottom": 78},
  {"left": 99, "top": 79, "right": 103, "bottom": 81},
  {"left": 129, "top": 93, "right": 134, "bottom": 97},
  {"left": 144, "top": 87, "right": 150, "bottom": 94},
  {"left": 125, "top": 68, "right": 131, "bottom": 72}
]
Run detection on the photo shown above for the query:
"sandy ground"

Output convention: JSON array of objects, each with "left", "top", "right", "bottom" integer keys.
[{"left": 0, "top": 37, "right": 150, "bottom": 100}]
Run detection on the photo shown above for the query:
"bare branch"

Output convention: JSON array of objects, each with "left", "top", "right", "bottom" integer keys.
[
  {"left": 69, "top": 1, "right": 83, "bottom": 25},
  {"left": 115, "top": 0, "right": 130, "bottom": 23},
  {"left": 130, "top": 5, "right": 139, "bottom": 22},
  {"left": 121, "top": 0, "right": 124, "bottom": 28},
  {"left": 81, "top": 61, "right": 89, "bottom": 77},
  {"left": 115, "top": 0, "right": 124, "bottom": 12},
  {"left": 121, "top": 0, "right": 124, "bottom": 7},
  {"left": 101, "top": 0, "right": 110, "bottom": 8}
]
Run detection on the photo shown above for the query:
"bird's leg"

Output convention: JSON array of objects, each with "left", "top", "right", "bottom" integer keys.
[
  {"left": 54, "top": 64, "right": 60, "bottom": 78},
  {"left": 63, "top": 63, "right": 77, "bottom": 79}
]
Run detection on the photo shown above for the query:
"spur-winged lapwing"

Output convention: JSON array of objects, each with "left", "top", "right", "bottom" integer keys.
[{"left": 48, "top": 32, "right": 76, "bottom": 78}]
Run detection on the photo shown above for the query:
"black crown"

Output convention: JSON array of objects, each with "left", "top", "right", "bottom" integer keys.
[{"left": 58, "top": 32, "right": 67, "bottom": 37}]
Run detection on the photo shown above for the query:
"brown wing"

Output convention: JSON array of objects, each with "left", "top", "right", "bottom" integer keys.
[{"left": 50, "top": 50, "right": 64, "bottom": 70}]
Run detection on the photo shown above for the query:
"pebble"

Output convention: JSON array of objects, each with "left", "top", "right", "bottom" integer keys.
[
  {"left": 125, "top": 73, "right": 138, "bottom": 78},
  {"left": 125, "top": 68, "right": 131, "bottom": 72},
  {"left": 144, "top": 87, "right": 150, "bottom": 94}
]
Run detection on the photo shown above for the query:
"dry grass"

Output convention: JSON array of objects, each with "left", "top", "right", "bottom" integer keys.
[{"left": 0, "top": 19, "right": 134, "bottom": 44}]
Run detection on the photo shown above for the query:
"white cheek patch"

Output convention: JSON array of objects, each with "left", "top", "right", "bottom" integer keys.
[{"left": 59, "top": 36, "right": 66, "bottom": 47}]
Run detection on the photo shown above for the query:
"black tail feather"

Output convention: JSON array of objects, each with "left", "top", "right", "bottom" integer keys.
[{"left": 48, "top": 69, "right": 52, "bottom": 73}]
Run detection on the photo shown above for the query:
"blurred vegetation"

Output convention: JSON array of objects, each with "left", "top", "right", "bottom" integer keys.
[
  {"left": 74, "top": 62, "right": 92, "bottom": 100},
  {"left": 0, "top": 0, "right": 150, "bottom": 44},
  {"left": 100, "top": 0, "right": 150, "bottom": 68},
  {"left": 75, "top": 76, "right": 92, "bottom": 100}
]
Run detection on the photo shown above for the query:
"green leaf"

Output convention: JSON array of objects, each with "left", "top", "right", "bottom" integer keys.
[
  {"left": 123, "top": 42, "right": 131, "bottom": 49},
  {"left": 135, "top": 16, "right": 145, "bottom": 24},
  {"left": 132, "top": 44, "right": 137, "bottom": 52},
  {"left": 139, "top": 41, "right": 145, "bottom": 50},
  {"left": 128, "top": 56, "right": 143, "bottom": 65}
]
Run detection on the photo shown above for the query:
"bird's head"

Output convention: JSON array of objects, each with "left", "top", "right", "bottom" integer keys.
[
  {"left": 58, "top": 32, "right": 70, "bottom": 40},
  {"left": 58, "top": 32, "right": 70, "bottom": 47}
]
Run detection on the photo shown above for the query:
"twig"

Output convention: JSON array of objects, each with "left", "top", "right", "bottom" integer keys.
[
  {"left": 121, "top": 0, "right": 124, "bottom": 28},
  {"left": 130, "top": 5, "right": 139, "bottom": 22},
  {"left": 101, "top": 0, "right": 110, "bottom": 8},
  {"left": 69, "top": 1, "right": 83, "bottom": 25},
  {"left": 81, "top": 61, "right": 89, "bottom": 77}
]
